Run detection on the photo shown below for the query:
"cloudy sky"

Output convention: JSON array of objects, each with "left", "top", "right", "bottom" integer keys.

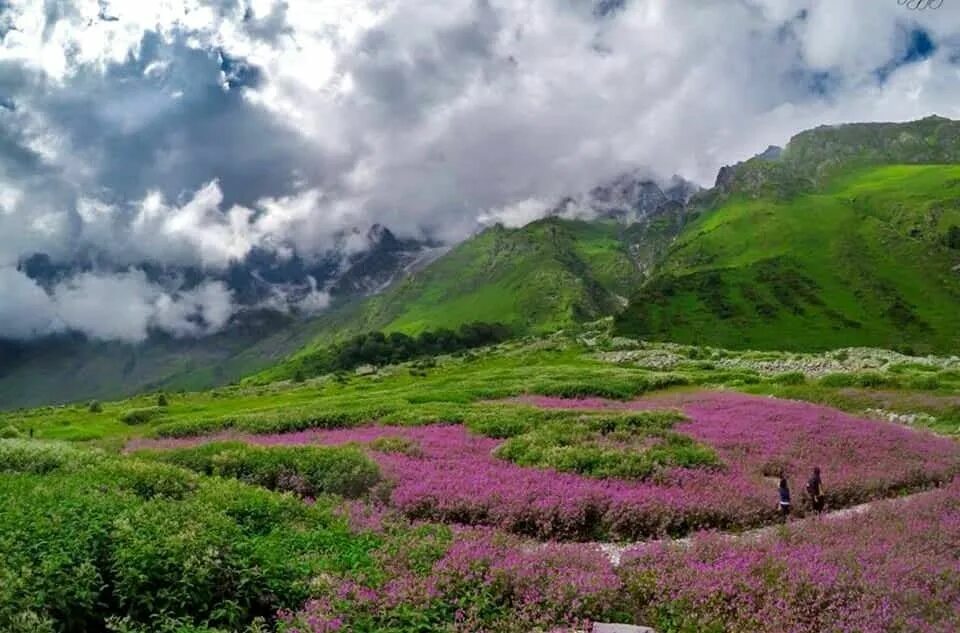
[{"left": 1, "top": 0, "right": 959, "bottom": 342}]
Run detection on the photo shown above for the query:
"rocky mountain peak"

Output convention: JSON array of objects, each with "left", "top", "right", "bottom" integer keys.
[{"left": 552, "top": 170, "right": 701, "bottom": 225}]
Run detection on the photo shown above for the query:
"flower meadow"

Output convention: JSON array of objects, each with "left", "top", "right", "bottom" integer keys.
[
  {"left": 280, "top": 525, "right": 623, "bottom": 633},
  {"left": 616, "top": 479, "right": 960, "bottom": 633},
  {"left": 279, "top": 481, "right": 960, "bottom": 633},
  {"left": 132, "top": 392, "right": 960, "bottom": 540}
]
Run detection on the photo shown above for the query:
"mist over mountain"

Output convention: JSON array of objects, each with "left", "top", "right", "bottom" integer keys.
[{"left": 1, "top": 0, "right": 958, "bottom": 348}]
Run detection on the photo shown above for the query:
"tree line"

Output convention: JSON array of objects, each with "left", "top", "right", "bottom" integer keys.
[{"left": 296, "top": 322, "right": 512, "bottom": 379}]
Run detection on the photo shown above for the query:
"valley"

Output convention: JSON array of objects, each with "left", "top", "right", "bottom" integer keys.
[{"left": 4, "top": 116, "right": 960, "bottom": 633}]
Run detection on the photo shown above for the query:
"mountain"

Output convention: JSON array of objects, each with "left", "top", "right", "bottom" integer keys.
[
  {"left": 615, "top": 116, "right": 960, "bottom": 353},
  {"left": 0, "top": 226, "right": 436, "bottom": 408},
  {"left": 0, "top": 169, "right": 678, "bottom": 406},
  {"left": 252, "top": 216, "right": 652, "bottom": 382},
  {"left": 551, "top": 171, "right": 699, "bottom": 225},
  {"left": 9, "top": 116, "right": 960, "bottom": 404}
]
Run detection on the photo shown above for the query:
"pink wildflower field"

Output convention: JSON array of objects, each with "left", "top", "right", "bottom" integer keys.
[
  {"left": 282, "top": 480, "right": 960, "bottom": 633},
  {"left": 616, "top": 479, "right": 960, "bottom": 633},
  {"left": 132, "top": 392, "right": 960, "bottom": 540}
]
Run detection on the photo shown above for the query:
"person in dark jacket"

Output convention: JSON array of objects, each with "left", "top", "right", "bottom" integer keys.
[
  {"left": 778, "top": 471, "right": 792, "bottom": 521},
  {"left": 806, "top": 467, "right": 825, "bottom": 513}
]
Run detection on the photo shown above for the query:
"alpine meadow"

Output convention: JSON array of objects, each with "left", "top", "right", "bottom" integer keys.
[{"left": 2, "top": 3, "right": 960, "bottom": 633}]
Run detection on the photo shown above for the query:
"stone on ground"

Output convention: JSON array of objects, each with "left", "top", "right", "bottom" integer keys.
[{"left": 592, "top": 623, "right": 656, "bottom": 633}]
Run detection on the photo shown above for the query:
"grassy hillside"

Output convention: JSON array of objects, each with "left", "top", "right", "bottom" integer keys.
[
  {"left": 254, "top": 218, "right": 645, "bottom": 382},
  {"left": 0, "top": 218, "right": 643, "bottom": 408},
  {"left": 355, "top": 218, "right": 641, "bottom": 334},
  {"left": 616, "top": 164, "right": 960, "bottom": 352}
]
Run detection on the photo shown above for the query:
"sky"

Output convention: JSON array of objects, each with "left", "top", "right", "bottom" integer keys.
[{"left": 1, "top": 0, "right": 960, "bottom": 342}]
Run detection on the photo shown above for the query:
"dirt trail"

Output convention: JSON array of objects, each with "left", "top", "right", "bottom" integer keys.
[{"left": 595, "top": 490, "right": 924, "bottom": 566}]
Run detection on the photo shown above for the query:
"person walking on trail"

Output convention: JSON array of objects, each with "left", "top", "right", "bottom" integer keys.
[
  {"left": 806, "top": 467, "right": 825, "bottom": 513},
  {"left": 778, "top": 471, "right": 792, "bottom": 522}
]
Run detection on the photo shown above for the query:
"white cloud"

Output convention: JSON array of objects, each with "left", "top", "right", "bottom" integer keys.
[
  {"left": 0, "top": 266, "right": 236, "bottom": 342},
  {"left": 0, "top": 267, "right": 60, "bottom": 339},
  {"left": 478, "top": 198, "right": 549, "bottom": 228},
  {"left": 3, "top": 0, "right": 960, "bottom": 340}
]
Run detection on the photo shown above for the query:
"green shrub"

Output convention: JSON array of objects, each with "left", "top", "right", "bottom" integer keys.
[
  {"left": 0, "top": 472, "right": 137, "bottom": 631},
  {"left": 154, "top": 418, "right": 232, "bottom": 438},
  {"left": 0, "top": 440, "right": 101, "bottom": 474},
  {"left": 646, "top": 373, "right": 693, "bottom": 390},
  {"left": 88, "top": 400, "right": 103, "bottom": 413},
  {"left": 0, "top": 463, "right": 379, "bottom": 632},
  {"left": 0, "top": 425, "right": 21, "bottom": 439},
  {"left": 462, "top": 408, "right": 534, "bottom": 439},
  {"left": 819, "top": 372, "right": 856, "bottom": 388},
  {"left": 154, "top": 403, "right": 391, "bottom": 439},
  {"left": 907, "top": 374, "right": 941, "bottom": 391},
  {"left": 294, "top": 322, "right": 511, "bottom": 380},
  {"left": 156, "top": 394, "right": 169, "bottom": 407},
  {"left": 854, "top": 372, "right": 893, "bottom": 388},
  {"left": 90, "top": 460, "right": 199, "bottom": 500},
  {"left": 494, "top": 411, "right": 717, "bottom": 480},
  {"left": 119, "top": 407, "right": 162, "bottom": 426},
  {"left": 368, "top": 436, "right": 423, "bottom": 457},
  {"left": 769, "top": 371, "right": 806, "bottom": 385},
  {"left": 819, "top": 371, "right": 901, "bottom": 389},
  {"left": 139, "top": 442, "right": 381, "bottom": 498},
  {"left": 531, "top": 378, "right": 646, "bottom": 400}
]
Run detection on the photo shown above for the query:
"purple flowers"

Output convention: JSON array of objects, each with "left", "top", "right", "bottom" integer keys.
[
  {"left": 282, "top": 481, "right": 960, "bottom": 633},
  {"left": 131, "top": 392, "right": 960, "bottom": 540},
  {"left": 281, "top": 526, "right": 622, "bottom": 632},
  {"left": 617, "top": 479, "right": 960, "bottom": 633}
]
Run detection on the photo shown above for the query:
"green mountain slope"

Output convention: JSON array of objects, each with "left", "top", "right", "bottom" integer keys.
[
  {"left": 616, "top": 163, "right": 960, "bottom": 352},
  {"left": 328, "top": 217, "right": 641, "bottom": 336},
  {"left": 254, "top": 218, "right": 646, "bottom": 381}
]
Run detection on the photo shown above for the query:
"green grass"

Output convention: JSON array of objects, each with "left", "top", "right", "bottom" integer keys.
[
  {"left": 6, "top": 331, "right": 959, "bottom": 445},
  {"left": 294, "top": 217, "right": 642, "bottom": 344},
  {"left": 617, "top": 165, "right": 960, "bottom": 353},
  {"left": 494, "top": 410, "right": 719, "bottom": 480},
  {"left": 1, "top": 332, "right": 959, "bottom": 631}
]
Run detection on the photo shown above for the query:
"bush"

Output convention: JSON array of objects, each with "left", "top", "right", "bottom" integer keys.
[
  {"left": 139, "top": 442, "right": 381, "bottom": 498},
  {"left": 368, "top": 436, "right": 423, "bottom": 458},
  {"left": 0, "top": 462, "right": 379, "bottom": 632},
  {"left": 494, "top": 411, "right": 717, "bottom": 480},
  {"left": 119, "top": 407, "right": 162, "bottom": 426},
  {"left": 156, "top": 394, "right": 169, "bottom": 407},
  {"left": 769, "top": 371, "right": 806, "bottom": 386},
  {"left": 938, "top": 369, "right": 960, "bottom": 381},
  {"left": 88, "top": 401, "right": 103, "bottom": 413},
  {"left": 0, "top": 440, "right": 101, "bottom": 475},
  {"left": 91, "top": 460, "right": 199, "bottom": 500},
  {"left": 908, "top": 374, "right": 941, "bottom": 391},
  {"left": 154, "top": 418, "right": 231, "bottom": 438},
  {"left": 295, "top": 322, "right": 512, "bottom": 380},
  {"left": 820, "top": 372, "right": 899, "bottom": 389},
  {"left": 0, "top": 425, "right": 21, "bottom": 439},
  {"left": 462, "top": 408, "right": 533, "bottom": 439},
  {"left": 854, "top": 372, "right": 893, "bottom": 388},
  {"left": 531, "top": 378, "right": 646, "bottom": 400},
  {"left": 819, "top": 372, "right": 856, "bottom": 388}
]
